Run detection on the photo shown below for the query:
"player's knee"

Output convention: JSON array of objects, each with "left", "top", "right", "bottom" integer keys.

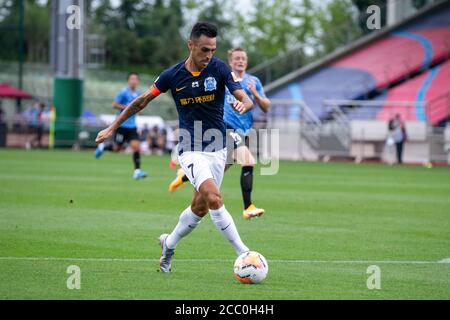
[
  {"left": 237, "top": 149, "right": 256, "bottom": 166},
  {"left": 131, "top": 142, "right": 140, "bottom": 152},
  {"left": 243, "top": 154, "right": 256, "bottom": 166},
  {"left": 191, "top": 202, "right": 209, "bottom": 216},
  {"left": 242, "top": 160, "right": 255, "bottom": 167}
]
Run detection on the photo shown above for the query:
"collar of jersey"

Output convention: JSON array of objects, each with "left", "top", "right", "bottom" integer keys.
[
  {"left": 126, "top": 86, "right": 138, "bottom": 93},
  {"left": 183, "top": 59, "right": 211, "bottom": 77}
]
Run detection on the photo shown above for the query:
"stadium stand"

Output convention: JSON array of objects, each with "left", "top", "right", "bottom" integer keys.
[{"left": 377, "top": 60, "right": 450, "bottom": 124}]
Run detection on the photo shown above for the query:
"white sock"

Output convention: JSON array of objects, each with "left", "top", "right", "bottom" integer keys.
[
  {"left": 166, "top": 206, "right": 202, "bottom": 249},
  {"left": 210, "top": 206, "right": 249, "bottom": 255}
]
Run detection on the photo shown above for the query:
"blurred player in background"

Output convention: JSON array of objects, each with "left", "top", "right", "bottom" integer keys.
[
  {"left": 27, "top": 102, "right": 46, "bottom": 149},
  {"left": 388, "top": 114, "right": 408, "bottom": 165},
  {"left": 169, "top": 47, "right": 270, "bottom": 220},
  {"left": 95, "top": 72, "right": 148, "bottom": 180},
  {"left": 95, "top": 22, "right": 254, "bottom": 273}
]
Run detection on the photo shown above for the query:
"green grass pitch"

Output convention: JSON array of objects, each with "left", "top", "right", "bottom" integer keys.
[{"left": 0, "top": 149, "right": 449, "bottom": 299}]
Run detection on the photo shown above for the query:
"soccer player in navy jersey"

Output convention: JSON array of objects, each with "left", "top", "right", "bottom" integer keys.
[
  {"left": 95, "top": 72, "right": 148, "bottom": 180},
  {"left": 169, "top": 47, "right": 270, "bottom": 219},
  {"left": 95, "top": 22, "right": 254, "bottom": 272}
]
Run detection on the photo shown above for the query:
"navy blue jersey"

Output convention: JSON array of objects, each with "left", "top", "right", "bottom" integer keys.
[{"left": 154, "top": 57, "right": 242, "bottom": 153}]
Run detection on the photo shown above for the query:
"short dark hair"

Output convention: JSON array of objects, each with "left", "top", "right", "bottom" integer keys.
[
  {"left": 190, "top": 22, "right": 218, "bottom": 40},
  {"left": 127, "top": 72, "right": 139, "bottom": 80}
]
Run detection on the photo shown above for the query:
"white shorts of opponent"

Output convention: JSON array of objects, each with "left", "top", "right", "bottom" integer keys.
[{"left": 178, "top": 148, "right": 227, "bottom": 191}]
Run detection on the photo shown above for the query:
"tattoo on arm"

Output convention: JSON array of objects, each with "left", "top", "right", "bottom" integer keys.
[{"left": 112, "top": 102, "right": 126, "bottom": 110}]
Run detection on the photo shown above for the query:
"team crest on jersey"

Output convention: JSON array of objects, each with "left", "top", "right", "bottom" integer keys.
[{"left": 204, "top": 77, "right": 217, "bottom": 92}]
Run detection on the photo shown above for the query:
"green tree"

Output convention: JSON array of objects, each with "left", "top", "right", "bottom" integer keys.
[
  {"left": 118, "top": 0, "right": 141, "bottom": 29},
  {"left": 196, "top": 0, "right": 234, "bottom": 60},
  {"left": 0, "top": 0, "right": 15, "bottom": 22},
  {"left": 95, "top": 0, "right": 185, "bottom": 73},
  {"left": 232, "top": 0, "right": 317, "bottom": 81},
  {"left": 314, "top": 0, "right": 362, "bottom": 55},
  {"left": 0, "top": 0, "right": 19, "bottom": 61},
  {"left": 24, "top": 0, "right": 49, "bottom": 62},
  {"left": 135, "top": 0, "right": 185, "bottom": 71},
  {"left": 91, "top": 0, "right": 114, "bottom": 26},
  {"left": 105, "top": 28, "right": 140, "bottom": 67},
  {"left": 236, "top": 0, "right": 315, "bottom": 65},
  {"left": 0, "top": 0, "right": 49, "bottom": 62}
]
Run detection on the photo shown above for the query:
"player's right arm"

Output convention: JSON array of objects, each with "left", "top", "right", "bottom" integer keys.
[{"left": 96, "top": 85, "right": 160, "bottom": 143}]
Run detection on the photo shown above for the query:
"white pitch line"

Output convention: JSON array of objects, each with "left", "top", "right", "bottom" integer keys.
[
  {"left": 0, "top": 256, "right": 448, "bottom": 264},
  {"left": 0, "top": 256, "right": 157, "bottom": 262}
]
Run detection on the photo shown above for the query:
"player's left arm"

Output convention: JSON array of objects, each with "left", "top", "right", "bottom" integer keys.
[
  {"left": 248, "top": 78, "right": 270, "bottom": 113},
  {"left": 96, "top": 85, "right": 160, "bottom": 143},
  {"left": 231, "top": 89, "right": 254, "bottom": 114}
]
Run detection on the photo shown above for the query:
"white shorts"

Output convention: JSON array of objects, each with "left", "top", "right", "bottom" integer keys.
[{"left": 178, "top": 148, "right": 227, "bottom": 191}]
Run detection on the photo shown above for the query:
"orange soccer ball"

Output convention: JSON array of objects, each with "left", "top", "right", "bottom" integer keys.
[{"left": 233, "top": 251, "right": 268, "bottom": 284}]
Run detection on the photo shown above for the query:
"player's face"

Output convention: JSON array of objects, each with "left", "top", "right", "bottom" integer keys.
[
  {"left": 229, "top": 51, "right": 248, "bottom": 73},
  {"left": 128, "top": 75, "right": 139, "bottom": 90},
  {"left": 189, "top": 35, "right": 217, "bottom": 69}
]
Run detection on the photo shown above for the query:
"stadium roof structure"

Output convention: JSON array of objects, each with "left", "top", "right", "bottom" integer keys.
[{"left": 0, "top": 83, "right": 33, "bottom": 99}]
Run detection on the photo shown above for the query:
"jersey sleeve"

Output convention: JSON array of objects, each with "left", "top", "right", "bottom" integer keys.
[
  {"left": 220, "top": 61, "right": 242, "bottom": 93},
  {"left": 153, "top": 69, "right": 172, "bottom": 93},
  {"left": 114, "top": 89, "right": 126, "bottom": 105}
]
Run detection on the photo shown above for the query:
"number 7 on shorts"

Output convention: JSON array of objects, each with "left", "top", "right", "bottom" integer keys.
[{"left": 187, "top": 163, "right": 194, "bottom": 178}]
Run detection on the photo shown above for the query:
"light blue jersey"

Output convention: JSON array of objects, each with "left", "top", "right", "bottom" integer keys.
[
  {"left": 114, "top": 86, "right": 141, "bottom": 129},
  {"left": 224, "top": 73, "right": 266, "bottom": 135}
]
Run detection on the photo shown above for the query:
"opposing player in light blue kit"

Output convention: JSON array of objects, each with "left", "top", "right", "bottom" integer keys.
[{"left": 95, "top": 72, "right": 148, "bottom": 180}]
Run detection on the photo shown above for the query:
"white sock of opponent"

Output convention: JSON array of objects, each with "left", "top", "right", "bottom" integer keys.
[
  {"left": 210, "top": 205, "right": 249, "bottom": 255},
  {"left": 166, "top": 206, "right": 202, "bottom": 249}
]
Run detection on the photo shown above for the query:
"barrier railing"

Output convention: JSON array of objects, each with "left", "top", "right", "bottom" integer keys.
[
  {"left": 0, "top": 116, "right": 103, "bottom": 149},
  {"left": 268, "top": 99, "right": 450, "bottom": 163}
]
